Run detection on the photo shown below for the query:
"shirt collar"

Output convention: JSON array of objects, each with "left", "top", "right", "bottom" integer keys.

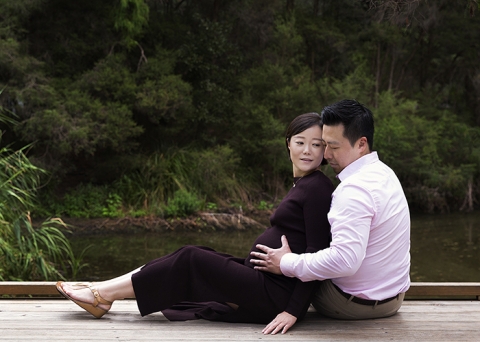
[{"left": 337, "top": 151, "right": 379, "bottom": 182}]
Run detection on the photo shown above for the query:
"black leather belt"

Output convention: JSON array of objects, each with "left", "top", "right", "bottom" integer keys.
[{"left": 333, "top": 284, "right": 399, "bottom": 306}]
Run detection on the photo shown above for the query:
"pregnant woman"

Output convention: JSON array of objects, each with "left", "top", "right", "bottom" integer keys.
[{"left": 57, "top": 112, "right": 334, "bottom": 335}]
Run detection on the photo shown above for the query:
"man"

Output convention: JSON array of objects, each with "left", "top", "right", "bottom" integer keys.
[{"left": 251, "top": 99, "right": 410, "bottom": 331}]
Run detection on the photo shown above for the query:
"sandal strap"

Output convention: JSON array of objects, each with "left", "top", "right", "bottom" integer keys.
[
  {"left": 70, "top": 282, "right": 91, "bottom": 289},
  {"left": 87, "top": 284, "right": 113, "bottom": 307}
]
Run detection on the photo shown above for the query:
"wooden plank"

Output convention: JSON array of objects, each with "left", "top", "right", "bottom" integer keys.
[
  {"left": 2, "top": 281, "right": 480, "bottom": 298},
  {"left": 0, "top": 300, "right": 479, "bottom": 341},
  {"left": 0, "top": 281, "right": 58, "bottom": 296},
  {"left": 406, "top": 282, "right": 480, "bottom": 299}
]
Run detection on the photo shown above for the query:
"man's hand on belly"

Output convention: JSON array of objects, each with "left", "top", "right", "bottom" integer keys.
[{"left": 249, "top": 235, "right": 292, "bottom": 275}]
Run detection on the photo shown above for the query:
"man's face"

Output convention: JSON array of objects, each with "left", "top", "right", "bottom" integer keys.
[{"left": 322, "top": 124, "right": 366, "bottom": 174}]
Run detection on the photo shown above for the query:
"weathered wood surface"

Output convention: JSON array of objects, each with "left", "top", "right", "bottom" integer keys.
[
  {"left": 406, "top": 282, "right": 480, "bottom": 298},
  {"left": 0, "top": 281, "right": 59, "bottom": 296},
  {"left": 1, "top": 282, "right": 480, "bottom": 341},
  {"left": 2, "top": 281, "right": 480, "bottom": 298},
  {"left": 0, "top": 299, "right": 479, "bottom": 341}
]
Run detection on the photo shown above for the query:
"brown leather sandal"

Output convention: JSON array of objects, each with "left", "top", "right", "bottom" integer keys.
[{"left": 56, "top": 281, "right": 112, "bottom": 318}]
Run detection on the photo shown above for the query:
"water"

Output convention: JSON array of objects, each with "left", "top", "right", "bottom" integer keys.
[
  {"left": 70, "top": 228, "right": 265, "bottom": 281},
  {"left": 410, "top": 212, "right": 480, "bottom": 282},
  {"left": 70, "top": 211, "right": 480, "bottom": 282}
]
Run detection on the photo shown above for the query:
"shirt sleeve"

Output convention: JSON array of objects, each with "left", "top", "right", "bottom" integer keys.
[
  {"left": 284, "top": 175, "right": 333, "bottom": 317},
  {"left": 281, "top": 182, "right": 374, "bottom": 282}
]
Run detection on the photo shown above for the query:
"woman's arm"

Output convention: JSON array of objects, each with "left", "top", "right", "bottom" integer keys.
[{"left": 262, "top": 174, "right": 334, "bottom": 334}]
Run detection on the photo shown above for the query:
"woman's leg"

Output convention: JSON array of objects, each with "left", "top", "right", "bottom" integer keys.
[
  {"left": 59, "top": 267, "right": 142, "bottom": 311},
  {"left": 60, "top": 245, "right": 293, "bottom": 322},
  {"left": 131, "top": 245, "right": 290, "bottom": 320}
]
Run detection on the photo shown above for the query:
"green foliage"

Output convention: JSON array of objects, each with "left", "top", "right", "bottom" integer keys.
[
  {"left": 0, "top": 0, "right": 45, "bottom": 34},
  {"left": 270, "top": 16, "right": 305, "bottom": 66},
  {"left": 103, "top": 193, "right": 123, "bottom": 218},
  {"left": 77, "top": 54, "right": 138, "bottom": 103},
  {"left": 113, "top": 0, "right": 149, "bottom": 49},
  {"left": 113, "top": 150, "right": 191, "bottom": 213},
  {"left": 0, "top": 107, "right": 84, "bottom": 279},
  {"left": 186, "top": 146, "right": 250, "bottom": 204},
  {"left": 374, "top": 91, "right": 480, "bottom": 212},
  {"left": 128, "top": 209, "right": 148, "bottom": 218},
  {"left": 206, "top": 202, "right": 217, "bottom": 211},
  {"left": 299, "top": 14, "right": 349, "bottom": 78},
  {"left": 0, "top": 216, "right": 82, "bottom": 281},
  {"left": 114, "top": 146, "right": 250, "bottom": 214},
  {"left": 18, "top": 89, "right": 143, "bottom": 156},
  {"left": 257, "top": 200, "right": 274, "bottom": 211},
  {"left": 62, "top": 185, "right": 104, "bottom": 218},
  {"left": 176, "top": 15, "right": 243, "bottom": 144},
  {"left": 231, "top": 17, "right": 324, "bottom": 192},
  {"left": 316, "top": 56, "right": 375, "bottom": 105},
  {"left": 135, "top": 49, "right": 193, "bottom": 125},
  {"left": 229, "top": 105, "right": 290, "bottom": 193},
  {"left": 163, "top": 189, "right": 202, "bottom": 218},
  {"left": 1, "top": 0, "right": 479, "bottom": 214},
  {"left": 0, "top": 144, "right": 43, "bottom": 222},
  {"left": 236, "top": 17, "right": 321, "bottom": 121},
  {"left": 48, "top": 184, "right": 124, "bottom": 219}
]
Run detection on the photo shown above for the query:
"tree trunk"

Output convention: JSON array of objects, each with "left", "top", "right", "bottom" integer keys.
[
  {"left": 313, "top": 0, "right": 320, "bottom": 16},
  {"left": 388, "top": 47, "right": 396, "bottom": 91},
  {"left": 310, "top": 50, "right": 315, "bottom": 82},
  {"left": 212, "top": 0, "right": 221, "bottom": 22},
  {"left": 460, "top": 177, "right": 474, "bottom": 212},
  {"left": 375, "top": 42, "right": 381, "bottom": 108},
  {"left": 287, "top": 0, "right": 295, "bottom": 14}
]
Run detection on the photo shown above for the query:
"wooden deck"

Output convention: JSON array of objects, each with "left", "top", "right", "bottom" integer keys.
[{"left": 1, "top": 282, "right": 480, "bottom": 341}]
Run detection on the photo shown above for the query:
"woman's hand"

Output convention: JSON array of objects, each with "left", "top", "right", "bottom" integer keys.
[{"left": 262, "top": 311, "right": 297, "bottom": 335}]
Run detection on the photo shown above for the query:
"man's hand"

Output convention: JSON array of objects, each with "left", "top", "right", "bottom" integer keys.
[
  {"left": 250, "top": 235, "right": 292, "bottom": 275},
  {"left": 262, "top": 311, "right": 297, "bottom": 335}
]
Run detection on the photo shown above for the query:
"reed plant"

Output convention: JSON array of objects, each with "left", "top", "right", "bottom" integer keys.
[
  {"left": 186, "top": 145, "right": 251, "bottom": 206},
  {"left": 115, "top": 146, "right": 251, "bottom": 215},
  {"left": 0, "top": 103, "right": 84, "bottom": 280},
  {"left": 114, "top": 150, "right": 186, "bottom": 214},
  {"left": 0, "top": 214, "right": 85, "bottom": 280}
]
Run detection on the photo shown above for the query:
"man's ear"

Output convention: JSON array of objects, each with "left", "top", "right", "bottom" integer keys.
[{"left": 358, "top": 137, "right": 368, "bottom": 152}]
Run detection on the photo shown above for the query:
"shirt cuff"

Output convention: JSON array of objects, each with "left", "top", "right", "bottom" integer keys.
[{"left": 280, "top": 253, "right": 298, "bottom": 278}]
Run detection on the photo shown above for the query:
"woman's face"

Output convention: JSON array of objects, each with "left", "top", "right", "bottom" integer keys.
[{"left": 288, "top": 125, "right": 325, "bottom": 177}]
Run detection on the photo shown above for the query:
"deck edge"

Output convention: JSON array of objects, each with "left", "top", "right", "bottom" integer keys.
[{"left": 1, "top": 281, "right": 480, "bottom": 299}]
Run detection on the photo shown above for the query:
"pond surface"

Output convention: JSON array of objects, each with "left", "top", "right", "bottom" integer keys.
[
  {"left": 70, "top": 211, "right": 480, "bottom": 282},
  {"left": 409, "top": 211, "right": 480, "bottom": 282}
]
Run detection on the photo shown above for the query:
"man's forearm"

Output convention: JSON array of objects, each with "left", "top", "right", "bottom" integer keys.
[{"left": 280, "top": 252, "right": 329, "bottom": 282}]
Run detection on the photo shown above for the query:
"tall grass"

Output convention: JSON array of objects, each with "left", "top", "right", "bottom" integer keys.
[
  {"left": 187, "top": 145, "right": 251, "bottom": 205},
  {"left": 0, "top": 214, "right": 86, "bottom": 280},
  {"left": 115, "top": 145, "right": 251, "bottom": 214},
  {"left": 35, "top": 145, "right": 262, "bottom": 219},
  {"left": 0, "top": 100, "right": 84, "bottom": 281}
]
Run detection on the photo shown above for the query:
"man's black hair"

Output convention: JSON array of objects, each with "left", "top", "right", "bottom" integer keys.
[{"left": 321, "top": 99, "right": 374, "bottom": 150}]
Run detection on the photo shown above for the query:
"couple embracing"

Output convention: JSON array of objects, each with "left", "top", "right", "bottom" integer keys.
[{"left": 57, "top": 99, "right": 410, "bottom": 335}]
